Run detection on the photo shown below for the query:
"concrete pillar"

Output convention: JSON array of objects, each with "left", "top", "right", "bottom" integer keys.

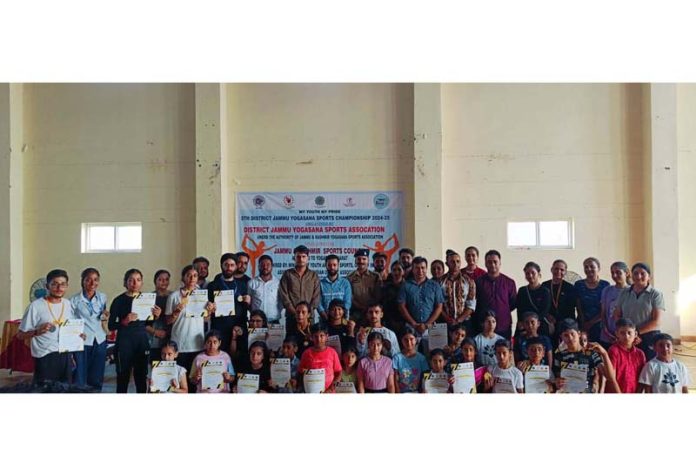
[{"left": 413, "top": 83, "right": 443, "bottom": 260}]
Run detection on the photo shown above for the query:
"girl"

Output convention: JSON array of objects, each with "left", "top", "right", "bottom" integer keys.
[
  {"left": 70, "top": 267, "right": 109, "bottom": 391},
  {"left": 108, "top": 269, "right": 161, "bottom": 393},
  {"left": 473, "top": 310, "right": 503, "bottom": 367},
  {"left": 382, "top": 261, "right": 406, "bottom": 337},
  {"left": 340, "top": 346, "right": 359, "bottom": 385},
  {"left": 286, "top": 301, "right": 313, "bottom": 358},
  {"left": 430, "top": 259, "right": 445, "bottom": 282},
  {"left": 485, "top": 339, "right": 524, "bottom": 393},
  {"left": 443, "top": 323, "right": 467, "bottom": 361},
  {"left": 574, "top": 257, "right": 610, "bottom": 343},
  {"left": 230, "top": 309, "right": 268, "bottom": 364},
  {"left": 422, "top": 348, "right": 450, "bottom": 393},
  {"left": 451, "top": 337, "right": 489, "bottom": 393},
  {"left": 599, "top": 261, "right": 630, "bottom": 348},
  {"left": 235, "top": 341, "right": 273, "bottom": 393},
  {"left": 191, "top": 329, "right": 235, "bottom": 393},
  {"left": 149, "top": 340, "right": 188, "bottom": 393},
  {"left": 462, "top": 246, "right": 487, "bottom": 281},
  {"left": 357, "top": 332, "right": 395, "bottom": 393},
  {"left": 392, "top": 327, "right": 430, "bottom": 393},
  {"left": 515, "top": 262, "right": 552, "bottom": 336},
  {"left": 148, "top": 269, "right": 171, "bottom": 366},
  {"left": 326, "top": 299, "right": 357, "bottom": 352}
]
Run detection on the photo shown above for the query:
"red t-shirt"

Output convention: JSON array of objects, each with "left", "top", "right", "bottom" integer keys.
[
  {"left": 463, "top": 266, "right": 487, "bottom": 281},
  {"left": 299, "top": 346, "right": 342, "bottom": 391},
  {"left": 608, "top": 344, "right": 646, "bottom": 393}
]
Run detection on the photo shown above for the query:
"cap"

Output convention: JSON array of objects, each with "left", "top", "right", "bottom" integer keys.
[{"left": 354, "top": 249, "right": 370, "bottom": 258}]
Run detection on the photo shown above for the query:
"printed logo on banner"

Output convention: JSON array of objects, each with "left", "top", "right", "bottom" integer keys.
[
  {"left": 314, "top": 196, "right": 326, "bottom": 208},
  {"left": 373, "top": 193, "right": 389, "bottom": 209},
  {"left": 344, "top": 197, "right": 356, "bottom": 207},
  {"left": 283, "top": 195, "right": 295, "bottom": 209},
  {"left": 253, "top": 195, "right": 266, "bottom": 209}
]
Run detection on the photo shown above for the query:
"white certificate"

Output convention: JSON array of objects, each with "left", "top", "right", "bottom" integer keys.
[
  {"left": 201, "top": 360, "right": 225, "bottom": 390},
  {"left": 267, "top": 324, "right": 286, "bottom": 352},
  {"left": 248, "top": 327, "right": 269, "bottom": 346},
  {"left": 451, "top": 362, "right": 476, "bottom": 394},
  {"left": 131, "top": 292, "right": 157, "bottom": 321},
  {"left": 213, "top": 290, "right": 236, "bottom": 317},
  {"left": 186, "top": 290, "right": 209, "bottom": 318},
  {"left": 428, "top": 323, "right": 448, "bottom": 351},
  {"left": 271, "top": 358, "right": 291, "bottom": 388},
  {"left": 327, "top": 335, "right": 342, "bottom": 355},
  {"left": 58, "top": 319, "right": 84, "bottom": 353},
  {"left": 560, "top": 363, "right": 589, "bottom": 393},
  {"left": 151, "top": 361, "right": 178, "bottom": 393},
  {"left": 525, "top": 365, "right": 551, "bottom": 394},
  {"left": 303, "top": 368, "right": 325, "bottom": 393},
  {"left": 237, "top": 373, "right": 260, "bottom": 394},
  {"left": 423, "top": 372, "right": 449, "bottom": 393},
  {"left": 334, "top": 381, "right": 357, "bottom": 393}
]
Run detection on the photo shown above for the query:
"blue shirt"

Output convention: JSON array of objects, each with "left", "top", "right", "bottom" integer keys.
[
  {"left": 398, "top": 278, "right": 445, "bottom": 323},
  {"left": 70, "top": 291, "right": 108, "bottom": 345},
  {"left": 392, "top": 352, "right": 430, "bottom": 393},
  {"left": 574, "top": 279, "right": 610, "bottom": 320},
  {"left": 319, "top": 276, "right": 352, "bottom": 315}
]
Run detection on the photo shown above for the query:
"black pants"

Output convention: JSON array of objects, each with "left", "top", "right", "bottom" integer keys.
[
  {"left": 33, "top": 352, "right": 71, "bottom": 384},
  {"left": 115, "top": 331, "right": 149, "bottom": 393}
]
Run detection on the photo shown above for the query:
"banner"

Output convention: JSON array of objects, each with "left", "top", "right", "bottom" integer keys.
[{"left": 236, "top": 191, "right": 403, "bottom": 278}]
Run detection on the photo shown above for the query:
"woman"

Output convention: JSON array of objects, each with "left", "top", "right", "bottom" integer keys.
[
  {"left": 598, "top": 262, "right": 631, "bottom": 348},
  {"left": 515, "top": 261, "right": 551, "bottom": 336},
  {"left": 147, "top": 269, "right": 171, "bottom": 364},
  {"left": 613, "top": 262, "right": 665, "bottom": 360},
  {"left": 382, "top": 261, "right": 406, "bottom": 336},
  {"left": 541, "top": 259, "right": 577, "bottom": 331},
  {"left": 574, "top": 257, "right": 610, "bottom": 343},
  {"left": 462, "top": 246, "right": 487, "bottom": 281}
]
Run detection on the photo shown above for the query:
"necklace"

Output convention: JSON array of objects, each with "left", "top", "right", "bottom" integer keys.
[{"left": 551, "top": 281, "right": 563, "bottom": 309}]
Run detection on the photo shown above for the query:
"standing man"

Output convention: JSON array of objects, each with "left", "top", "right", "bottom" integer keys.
[
  {"left": 248, "top": 254, "right": 283, "bottom": 324},
  {"left": 474, "top": 250, "right": 517, "bottom": 340},
  {"left": 207, "top": 253, "right": 250, "bottom": 353},
  {"left": 193, "top": 256, "right": 210, "bottom": 289},
  {"left": 347, "top": 249, "right": 382, "bottom": 325},
  {"left": 441, "top": 249, "right": 477, "bottom": 334},
  {"left": 318, "top": 254, "right": 352, "bottom": 321},
  {"left": 279, "top": 245, "right": 321, "bottom": 329},
  {"left": 372, "top": 252, "right": 389, "bottom": 281},
  {"left": 234, "top": 251, "right": 252, "bottom": 286},
  {"left": 397, "top": 257, "right": 444, "bottom": 351},
  {"left": 398, "top": 248, "right": 415, "bottom": 280}
]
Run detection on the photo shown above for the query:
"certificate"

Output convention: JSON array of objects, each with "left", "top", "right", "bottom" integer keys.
[
  {"left": 423, "top": 372, "right": 449, "bottom": 393},
  {"left": 428, "top": 323, "right": 448, "bottom": 352},
  {"left": 58, "top": 319, "right": 84, "bottom": 353},
  {"left": 201, "top": 360, "right": 225, "bottom": 390},
  {"left": 237, "top": 373, "right": 260, "bottom": 394},
  {"left": 267, "top": 324, "right": 286, "bottom": 352},
  {"left": 525, "top": 365, "right": 551, "bottom": 394},
  {"left": 560, "top": 363, "right": 589, "bottom": 393},
  {"left": 327, "top": 335, "right": 342, "bottom": 355},
  {"left": 151, "top": 360, "right": 178, "bottom": 393},
  {"left": 248, "top": 327, "right": 268, "bottom": 346},
  {"left": 131, "top": 292, "right": 156, "bottom": 321},
  {"left": 303, "top": 368, "right": 325, "bottom": 394},
  {"left": 451, "top": 362, "right": 476, "bottom": 394},
  {"left": 186, "top": 290, "right": 209, "bottom": 318},
  {"left": 334, "top": 381, "right": 357, "bottom": 393},
  {"left": 213, "top": 290, "right": 236, "bottom": 317},
  {"left": 270, "top": 358, "right": 291, "bottom": 388}
]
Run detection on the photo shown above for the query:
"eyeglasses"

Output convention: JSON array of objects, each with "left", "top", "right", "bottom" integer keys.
[{"left": 48, "top": 282, "right": 68, "bottom": 289}]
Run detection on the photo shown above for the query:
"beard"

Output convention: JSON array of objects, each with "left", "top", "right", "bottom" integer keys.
[{"left": 222, "top": 270, "right": 235, "bottom": 280}]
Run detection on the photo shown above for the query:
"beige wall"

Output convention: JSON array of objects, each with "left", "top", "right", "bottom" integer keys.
[
  {"left": 22, "top": 84, "right": 197, "bottom": 304},
  {"left": 441, "top": 84, "right": 648, "bottom": 286}
]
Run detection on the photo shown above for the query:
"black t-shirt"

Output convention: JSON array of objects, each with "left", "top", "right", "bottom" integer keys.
[
  {"left": 108, "top": 292, "right": 147, "bottom": 338},
  {"left": 516, "top": 285, "right": 552, "bottom": 321},
  {"left": 237, "top": 360, "right": 273, "bottom": 392},
  {"left": 542, "top": 280, "right": 576, "bottom": 321}
]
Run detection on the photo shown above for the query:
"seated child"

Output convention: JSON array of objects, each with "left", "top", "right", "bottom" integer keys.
[
  {"left": 514, "top": 312, "right": 553, "bottom": 365},
  {"left": 485, "top": 339, "right": 524, "bottom": 393},
  {"left": 392, "top": 326, "right": 430, "bottom": 393},
  {"left": 516, "top": 337, "right": 553, "bottom": 393},
  {"left": 357, "top": 332, "right": 395, "bottom": 393},
  {"left": 443, "top": 323, "right": 467, "bottom": 361},
  {"left": 474, "top": 310, "right": 504, "bottom": 367},
  {"left": 148, "top": 340, "right": 188, "bottom": 393},
  {"left": 298, "top": 323, "right": 342, "bottom": 393},
  {"left": 190, "top": 329, "right": 235, "bottom": 393},
  {"left": 552, "top": 319, "right": 603, "bottom": 393},
  {"left": 638, "top": 333, "right": 690, "bottom": 393},
  {"left": 607, "top": 318, "right": 646, "bottom": 393}
]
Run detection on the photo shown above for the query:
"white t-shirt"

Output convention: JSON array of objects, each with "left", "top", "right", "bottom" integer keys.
[
  {"left": 19, "top": 297, "right": 75, "bottom": 358},
  {"left": 474, "top": 333, "right": 504, "bottom": 367},
  {"left": 166, "top": 290, "right": 205, "bottom": 353},
  {"left": 638, "top": 358, "right": 690, "bottom": 393},
  {"left": 488, "top": 364, "right": 524, "bottom": 393}
]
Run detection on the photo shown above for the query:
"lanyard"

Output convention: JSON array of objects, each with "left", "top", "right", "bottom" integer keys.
[{"left": 45, "top": 298, "right": 65, "bottom": 325}]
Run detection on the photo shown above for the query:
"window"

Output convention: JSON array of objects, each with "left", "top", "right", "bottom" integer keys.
[
  {"left": 81, "top": 223, "right": 142, "bottom": 253},
  {"left": 507, "top": 220, "right": 573, "bottom": 249}
]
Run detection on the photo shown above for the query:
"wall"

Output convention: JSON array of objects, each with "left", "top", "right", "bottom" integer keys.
[
  {"left": 22, "top": 84, "right": 197, "bottom": 304},
  {"left": 441, "top": 83, "right": 647, "bottom": 287}
]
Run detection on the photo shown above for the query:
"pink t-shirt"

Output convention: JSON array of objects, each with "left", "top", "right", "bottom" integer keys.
[
  {"left": 299, "top": 346, "right": 342, "bottom": 391},
  {"left": 357, "top": 355, "right": 394, "bottom": 391},
  {"left": 192, "top": 351, "right": 235, "bottom": 393},
  {"left": 608, "top": 344, "right": 646, "bottom": 393}
]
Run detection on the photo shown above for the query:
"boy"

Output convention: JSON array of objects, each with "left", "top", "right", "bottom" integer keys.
[
  {"left": 638, "top": 333, "right": 690, "bottom": 393},
  {"left": 474, "top": 310, "right": 503, "bottom": 367},
  {"left": 552, "top": 319, "right": 604, "bottom": 393},
  {"left": 18, "top": 269, "right": 79, "bottom": 384},
  {"left": 356, "top": 303, "right": 400, "bottom": 358},
  {"left": 514, "top": 312, "right": 553, "bottom": 365},
  {"left": 607, "top": 318, "right": 646, "bottom": 393},
  {"left": 421, "top": 348, "right": 450, "bottom": 393},
  {"left": 485, "top": 339, "right": 524, "bottom": 393},
  {"left": 298, "top": 323, "right": 342, "bottom": 392},
  {"left": 276, "top": 335, "right": 300, "bottom": 392},
  {"left": 392, "top": 327, "right": 430, "bottom": 393},
  {"left": 517, "top": 337, "right": 554, "bottom": 393}
]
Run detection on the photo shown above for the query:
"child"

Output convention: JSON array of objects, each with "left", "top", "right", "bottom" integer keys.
[
  {"left": 149, "top": 340, "right": 188, "bottom": 393},
  {"left": 357, "top": 332, "right": 395, "bottom": 393},
  {"left": 275, "top": 336, "right": 300, "bottom": 393},
  {"left": 514, "top": 312, "right": 553, "bottom": 365},
  {"left": 326, "top": 299, "right": 357, "bottom": 352},
  {"left": 474, "top": 310, "right": 504, "bottom": 367},
  {"left": 340, "top": 346, "right": 359, "bottom": 385},
  {"left": 230, "top": 309, "right": 268, "bottom": 363},
  {"left": 450, "top": 337, "right": 489, "bottom": 393},
  {"left": 516, "top": 337, "right": 553, "bottom": 393},
  {"left": 553, "top": 319, "right": 604, "bottom": 393},
  {"left": 298, "top": 323, "right": 342, "bottom": 393},
  {"left": 392, "top": 327, "right": 430, "bottom": 393},
  {"left": 443, "top": 323, "right": 467, "bottom": 362},
  {"left": 607, "top": 318, "right": 646, "bottom": 393},
  {"left": 235, "top": 341, "right": 273, "bottom": 393},
  {"left": 190, "top": 329, "right": 235, "bottom": 393},
  {"left": 422, "top": 348, "right": 451, "bottom": 393},
  {"left": 638, "top": 333, "right": 690, "bottom": 393},
  {"left": 287, "top": 301, "right": 314, "bottom": 358},
  {"left": 356, "top": 304, "right": 401, "bottom": 358},
  {"left": 485, "top": 339, "right": 524, "bottom": 393}
]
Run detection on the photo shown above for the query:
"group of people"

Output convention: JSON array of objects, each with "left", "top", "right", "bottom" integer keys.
[{"left": 14, "top": 244, "right": 689, "bottom": 393}]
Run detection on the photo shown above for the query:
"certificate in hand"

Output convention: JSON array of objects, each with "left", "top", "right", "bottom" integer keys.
[
  {"left": 428, "top": 323, "right": 448, "bottom": 352},
  {"left": 334, "top": 381, "right": 357, "bottom": 393},
  {"left": 267, "top": 324, "right": 286, "bottom": 352},
  {"left": 303, "top": 368, "right": 326, "bottom": 394},
  {"left": 201, "top": 360, "right": 225, "bottom": 390},
  {"left": 151, "top": 360, "right": 178, "bottom": 393},
  {"left": 248, "top": 327, "right": 268, "bottom": 346},
  {"left": 236, "top": 373, "right": 260, "bottom": 394},
  {"left": 131, "top": 292, "right": 157, "bottom": 321},
  {"left": 186, "top": 290, "right": 209, "bottom": 318},
  {"left": 213, "top": 290, "right": 236, "bottom": 317},
  {"left": 58, "top": 319, "right": 84, "bottom": 353},
  {"left": 326, "top": 334, "right": 342, "bottom": 355},
  {"left": 525, "top": 365, "right": 551, "bottom": 394},
  {"left": 270, "top": 358, "right": 291, "bottom": 388},
  {"left": 451, "top": 362, "right": 476, "bottom": 394},
  {"left": 423, "top": 372, "right": 449, "bottom": 393},
  {"left": 560, "top": 363, "right": 589, "bottom": 393}
]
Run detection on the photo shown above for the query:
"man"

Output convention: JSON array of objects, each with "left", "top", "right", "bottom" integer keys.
[
  {"left": 248, "top": 254, "right": 283, "bottom": 324},
  {"left": 474, "top": 250, "right": 517, "bottom": 339},
  {"left": 347, "top": 249, "right": 382, "bottom": 325},
  {"left": 398, "top": 247, "right": 415, "bottom": 279},
  {"left": 207, "top": 253, "right": 250, "bottom": 353},
  {"left": 193, "top": 256, "right": 210, "bottom": 289},
  {"left": 441, "top": 249, "right": 477, "bottom": 334},
  {"left": 234, "top": 251, "right": 251, "bottom": 285},
  {"left": 318, "top": 254, "right": 352, "bottom": 321},
  {"left": 397, "top": 257, "right": 444, "bottom": 351},
  {"left": 355, "top": 304, "right": 401, "bottom": 358},
  {"left": 372, "top": 252, "right": 389, "bottom": 281},
  {"left": 279, "top": 245, "right": 321, "bottom": 329}
]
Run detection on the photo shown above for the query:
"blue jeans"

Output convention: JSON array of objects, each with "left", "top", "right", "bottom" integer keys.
[{"left": 73, "top": 339, "right": 108, "bottom": 391}]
